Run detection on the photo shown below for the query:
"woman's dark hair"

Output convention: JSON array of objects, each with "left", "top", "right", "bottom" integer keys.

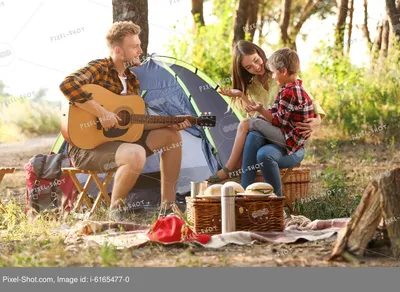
[{"left": 230, "top": 40, "right": 271, "bottom": 111}]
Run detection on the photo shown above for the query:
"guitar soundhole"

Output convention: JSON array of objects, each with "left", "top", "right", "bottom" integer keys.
[{"left": 117, "top": 110, "right": 131, "bottom": 127}]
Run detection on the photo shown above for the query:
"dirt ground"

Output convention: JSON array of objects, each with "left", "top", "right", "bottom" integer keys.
[
  {"left": 125, "top": 239, "right": 400, "bottom": 267},
  {"left": 0, "top": 134, "right": 56, "bottom": 168},
  {"left": 0, "top": 135, "right": 399, "bottom": 267},
  {"left": 0, "top": 135, "right": 56, "bottom": 208}
]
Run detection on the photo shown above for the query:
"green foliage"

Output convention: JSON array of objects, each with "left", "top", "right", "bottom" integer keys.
[
  {"left": 166, "top": 0, "right": 235, "bottom": 84},
  {"left": 0, "top": 201, "right": 27, "bottom": 233},
  {"left": 99, "top": 243, "right": 120, "bottom": 267},
  {"left": 168, "top": 2, "right": 399, "bottom": 140},
  {"left": 321, "top": 164, "right": 346, "bottom": 191},
  {"left": 0, "top": 96, "right": 60, "bottom": 142},
  {"left": 303, "top": 41, "right": 400, "bottom": 137},
  {"left": 295, "top": 165, "right": 361, "bottom": 220}
]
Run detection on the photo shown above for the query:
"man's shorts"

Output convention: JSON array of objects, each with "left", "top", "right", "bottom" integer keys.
[{"left": 68, "top": 130, "right": 153, "bottom": 171}]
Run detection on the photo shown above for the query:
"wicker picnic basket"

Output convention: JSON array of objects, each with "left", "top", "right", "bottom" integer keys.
[
  {"left": 185, "top": 196, "right": 284, "bottom": 235},
  {"left": 279, "top": 167, "right": 311, "bottom": 202}
]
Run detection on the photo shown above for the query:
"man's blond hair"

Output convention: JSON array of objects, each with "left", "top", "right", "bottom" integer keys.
[{"left": 106, "top": 21, "right": 141, "bottom": 48}]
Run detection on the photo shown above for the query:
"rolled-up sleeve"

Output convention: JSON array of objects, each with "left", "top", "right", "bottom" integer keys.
[
  {"left": 310, "top": 98, "right": 326, "bottom": 119},
  {"left": 59, "top": 61, "right": 105, "bottom": 104},
  {"left": 271, "top": 90, "right": 295, "bottom": 127}
]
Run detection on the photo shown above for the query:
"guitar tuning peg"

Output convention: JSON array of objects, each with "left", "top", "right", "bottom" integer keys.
[
  {"left": 208, "top": 112, "right": 211, "bottom": 115},
  {"left": 199, "top": 112, "right": 202, "bottom": 116}
]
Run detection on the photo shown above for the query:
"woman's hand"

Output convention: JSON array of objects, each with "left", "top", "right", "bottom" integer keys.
[
  {"left": 295, "top": 115, "right": 322, "bottom": 138},
  {"left": 245, "top": 102, "right": 264, "bottom": 113},
  {"left": 218, "top": 88, "right": 243, "bottom": 98}
]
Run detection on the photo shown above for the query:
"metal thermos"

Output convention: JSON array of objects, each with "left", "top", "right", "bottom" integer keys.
[
  {"left": 191, "top": 181, "right": 208, "bottom": 198},
  {"left": 221, "top": 185, "right": 236, "bottom": 233}
]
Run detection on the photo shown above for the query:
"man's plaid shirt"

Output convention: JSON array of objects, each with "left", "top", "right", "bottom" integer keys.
[
  {"left": 59, "top": 57, "right": 140, "bottom": 104},
  {"left": 269, "top": 79, "right": 314, "bottom": 155}
]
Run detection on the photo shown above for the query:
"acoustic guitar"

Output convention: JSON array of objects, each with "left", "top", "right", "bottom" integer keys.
[{"left": 61, "top": 84, "right": 216, "bottom": 150}]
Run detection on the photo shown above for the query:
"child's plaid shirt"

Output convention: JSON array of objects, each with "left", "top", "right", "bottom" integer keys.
[{"left": 269, "top": 79, "right": 314, "bottom": 155}]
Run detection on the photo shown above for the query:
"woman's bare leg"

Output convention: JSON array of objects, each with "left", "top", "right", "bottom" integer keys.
[{"left": 213, "top": 118, "right": 250, "bottom": 180}]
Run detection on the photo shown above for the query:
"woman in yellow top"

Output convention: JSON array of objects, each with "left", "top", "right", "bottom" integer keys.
[{"left": 209, "top": 41, "right": 326, "bottom": 192}]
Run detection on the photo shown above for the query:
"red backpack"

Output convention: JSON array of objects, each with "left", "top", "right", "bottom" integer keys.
[{"left": 24, "top": 153, "right": 77, "bottom": 217}]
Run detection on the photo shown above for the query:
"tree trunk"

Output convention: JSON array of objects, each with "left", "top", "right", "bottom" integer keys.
[
  {"left": 112, "top": 0, "right": 149, "bottom": 56},
  {"left": 232, "top": 0, "right": 250, "bottom": 49},
  {"left": 362, "top": 0, "right": 372, "bottom": 45},
  {"left": 291, "top": 0, "right": 321, "bottom": 37},
  {"left": 286, "top": 0, "right": 321, "bottom": 51},
  {"left": 246, "top": 0, "right": 259, "bottom": 41},
  {"left": 280, "top": 0, "right": 292, "bottom": 47},
  {"left": 191, "top": 0, "right": 205, "bottom": 28},
  {"left": 335, "top": 0, "right": 349, "bottom": 54},
  {"left": 346, "top": 0, "right": 355, "bottom": 54},
  {"left": 385, "top": 0, "right": 400, "bottom": 39},
  {"left": 257, "top": 9, "right": 267, "bottom": 41},
  {"left": 380, "top": 170, "right": 400, "bottom": 258},
  {"left": 371, "top": 23, "right": 383, "bottom": 60},
  {"left": 280, "top": 0, "right": 324, "bottom": 51},
  {"left": 380, "top": 17, "right": 390, "bottom": 59},
  {"left": 330, "top": 168, "right": 400, "bottom": 261}
]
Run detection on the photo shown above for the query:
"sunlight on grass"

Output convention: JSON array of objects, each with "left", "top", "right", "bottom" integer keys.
[
  {"left": 0, "top": 100, "right": 60, "bottom": 142},
  {"left": 0, "top": 202, "right": 158, "bottom": 267}
]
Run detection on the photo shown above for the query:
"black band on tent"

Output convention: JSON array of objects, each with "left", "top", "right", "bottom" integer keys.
[
  {"left": 214, "top": 85, "right": 220, "bottom": 91},
  {"left": 195, "top": 68, "right": 198, "bottom": 74}
]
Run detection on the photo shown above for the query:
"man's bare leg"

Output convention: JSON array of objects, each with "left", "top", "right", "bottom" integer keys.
[
  {"left": 110, "top": 143, "right": 146, "bottom": 209},
  {"left": 145, "top": 128, "right": 182, "bottom": 202},
  {"left": 214, "top": 118, "right": 250, "bottom": 180}
]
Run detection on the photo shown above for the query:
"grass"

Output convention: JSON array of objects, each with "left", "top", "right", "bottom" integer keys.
[
  {"left": 0, "top": 131, "right": 399, "bottom": 267},
  {"left": 293, "top": 162, "right": 361, "bottom": 220},
  {"left": 0, "top": 203, "right": 158, "bottom": 267},
  {"left": 295, "top": 130, "right": 399, "bottom": 220},
  {"left": 0, "top": 99, "right": 60, "bottom": 142}
]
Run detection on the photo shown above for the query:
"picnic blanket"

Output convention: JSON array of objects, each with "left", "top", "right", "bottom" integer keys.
[{"left": 57, "top": 215, "right": 350, "bottom": 250}]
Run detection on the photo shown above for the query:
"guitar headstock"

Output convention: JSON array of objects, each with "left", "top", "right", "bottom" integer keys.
[{"left": 198, "top": 112, "right": 216, "bottom": 128}]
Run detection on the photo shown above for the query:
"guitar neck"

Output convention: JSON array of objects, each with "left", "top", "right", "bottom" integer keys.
[{"left": 130, "top": 114, "right": 197, "bottom": 125}]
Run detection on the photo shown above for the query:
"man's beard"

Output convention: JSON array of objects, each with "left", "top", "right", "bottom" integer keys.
[{"left": 121, "top": 52, "right": 141, "bottom": 68}]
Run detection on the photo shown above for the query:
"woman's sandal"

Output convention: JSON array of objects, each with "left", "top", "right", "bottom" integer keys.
[{"left": 207, "top": 166, "right": 232, "bottom": 183}]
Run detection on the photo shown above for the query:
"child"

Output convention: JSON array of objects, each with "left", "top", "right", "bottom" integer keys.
[{"left": 208, "top": 47, "right": 314, "bottom": 182}]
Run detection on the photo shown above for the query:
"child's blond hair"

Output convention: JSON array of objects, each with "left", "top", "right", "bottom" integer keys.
[{"left": 267, "top": 47, "right": 300, "bottom": 75}]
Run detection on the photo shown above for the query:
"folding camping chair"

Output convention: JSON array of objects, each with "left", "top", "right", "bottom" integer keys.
[
  {"left": 61, "top": 168, "right": 114, "bottom": 218},
  {"left": 0, "top": 167, "right": 15, "bottom": 213}
]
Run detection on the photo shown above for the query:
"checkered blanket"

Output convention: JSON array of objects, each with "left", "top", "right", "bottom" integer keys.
[{"left": 58, "top": 216, "right": 350, "bottom": 249}]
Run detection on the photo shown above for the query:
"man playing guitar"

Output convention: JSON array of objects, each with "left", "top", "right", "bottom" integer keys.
[{"left": 60, "top": 21, "right": 191, "bottom": 221}]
